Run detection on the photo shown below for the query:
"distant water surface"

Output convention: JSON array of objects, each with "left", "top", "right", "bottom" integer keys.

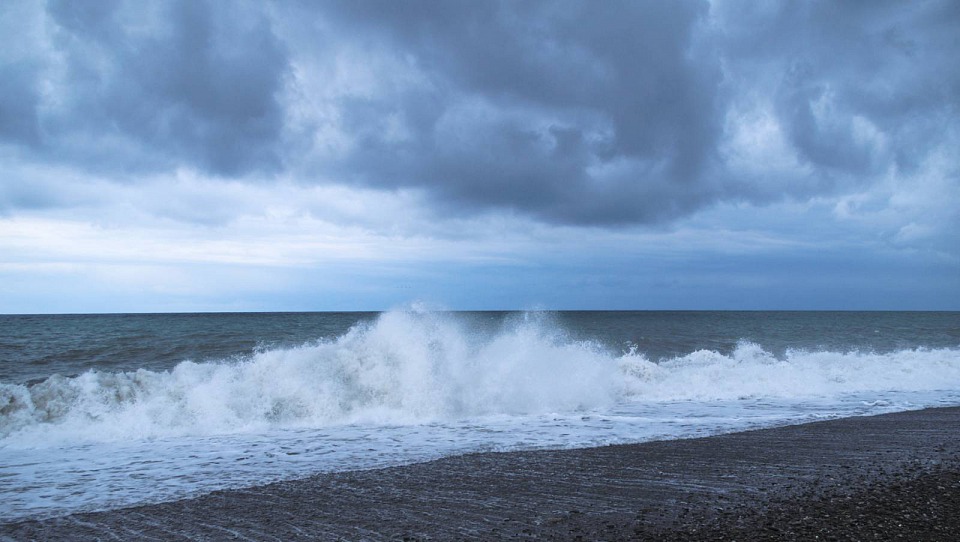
[
  {"left": 1, "top": 310, "right": 958, "bottom": 521},
  {"left": 3, "top": 311, "right": 956, "bottom": 384}
]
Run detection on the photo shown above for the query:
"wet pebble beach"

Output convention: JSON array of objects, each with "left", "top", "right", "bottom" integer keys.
[{"left": 3, "top": 407, "right": 960, "bottom": 541}]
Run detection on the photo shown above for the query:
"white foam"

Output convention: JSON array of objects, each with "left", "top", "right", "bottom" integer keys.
[
  {"left": 0, "top": 311, "right": 618, "bottom": 445},
  {"left": 2, "top": 310, "right": 959, "bottom": 448},
  {"left": 619, "top": 341, "right": 960, "bottom": 401}
]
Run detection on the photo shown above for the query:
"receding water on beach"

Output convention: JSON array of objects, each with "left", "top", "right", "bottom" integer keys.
[{"left": 2, "top": 310, "right": 959, "bottom": 521}]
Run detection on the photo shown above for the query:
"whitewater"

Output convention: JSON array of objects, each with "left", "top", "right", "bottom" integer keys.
[{"left": 2, "top": 310, "right": 959, "bottom": 521}]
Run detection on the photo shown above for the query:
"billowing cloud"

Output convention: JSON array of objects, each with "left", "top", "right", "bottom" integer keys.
[
  {"left": 0, "top": 0, "right": 957, "bottom": 311},
  {"left": 2, "top": 0, "right": 957, "bottom": 227},
  {"left": 4, "top": 0, "right": 289, "bottom": 177},
  {"left": 289, "top": 0, "right": 723, "bottom": 224},
  {"left": 717, "top": 2, "right": 960, "bottom": 190}
]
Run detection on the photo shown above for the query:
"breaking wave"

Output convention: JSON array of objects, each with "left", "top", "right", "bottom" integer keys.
[{"left": 2, "top": 310, "right": 959, "bottom": 445}]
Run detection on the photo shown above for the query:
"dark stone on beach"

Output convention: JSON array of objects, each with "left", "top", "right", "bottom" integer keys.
[{"left": 2, "top": 407, "right": 960, "bottom": 541}]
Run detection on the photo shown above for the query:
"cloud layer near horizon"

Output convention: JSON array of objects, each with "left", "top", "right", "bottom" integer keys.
[{"left": 1, "top": 0, "right": 958, "bottom": 311}]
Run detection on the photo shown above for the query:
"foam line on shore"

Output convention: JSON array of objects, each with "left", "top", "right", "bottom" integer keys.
[{"left": 4, "top": 406, "right": 960, "bottom": 540}]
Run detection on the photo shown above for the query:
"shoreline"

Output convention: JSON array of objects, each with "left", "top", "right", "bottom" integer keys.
[{"left": 3, "top": 406, "right": 960, "bottom": 540}]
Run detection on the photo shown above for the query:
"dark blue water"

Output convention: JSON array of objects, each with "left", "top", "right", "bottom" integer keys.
[
  {"left": 2, "top": 311, "right": 958, "bottom": 384},
  {"left": 1, "top": 310, "right": 959, "bottom": 522},
  {"left": 0, "top": 312, "right": 374, "bottom": 384}
]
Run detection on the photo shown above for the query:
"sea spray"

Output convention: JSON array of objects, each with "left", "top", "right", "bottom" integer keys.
[
  {"left": 2, "top": 310, "right": 960, "bottom": 447},
  {"left": 618, "top": 341, "right": 960, "bottom": 401},
  {"left": 0, "top": 310, "right": 620, "bottom": 444},
  {"left": 2, "top": 310, "right": 959, "bottom": 522}
]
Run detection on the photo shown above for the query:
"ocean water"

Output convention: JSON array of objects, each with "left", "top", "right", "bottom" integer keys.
[{"left": 1, "top": 310, "right": 959, "bottom": 521}]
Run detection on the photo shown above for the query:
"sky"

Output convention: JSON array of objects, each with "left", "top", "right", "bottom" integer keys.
[{"left": 0, "top": 0, "right": 958, "bottom": 313}]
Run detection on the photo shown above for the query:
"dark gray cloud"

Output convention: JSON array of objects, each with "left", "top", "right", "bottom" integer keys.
[
  {"left": 301, "top": 0, "right": 958, "bottom": 225},
  {"left": 719, "top": 1, "right": 960, "bottom": 193},
  {"left": 0, "top": 58, "right": 43, "bottom": 145},
  {"left": 2, "top": 0, "right": 957, "bottom": 227},
  {"left": 31, "top": 0, "right": 289, "bottom": 176},
  {"left": 314, "top": 0, "right": 722, "bottom": 224}
]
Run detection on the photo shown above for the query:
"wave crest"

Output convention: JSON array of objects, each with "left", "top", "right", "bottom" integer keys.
[
  {"left": 1, "top": 311, "right": 617, "bottom": 443},
  {"left": 619, "top": 341, "right": 960, "bottom": 401},
  {"left": 2, "top": 310, "right": 959, "bottom": 445}
]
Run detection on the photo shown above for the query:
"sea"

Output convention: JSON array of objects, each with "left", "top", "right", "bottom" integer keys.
[{"left": 2, "top": 310, "right": 959, "bottom": 521}]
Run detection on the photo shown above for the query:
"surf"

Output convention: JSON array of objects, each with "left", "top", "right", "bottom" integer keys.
[{"left": 2, "top": 309, "right": 959, "bottom": 447}]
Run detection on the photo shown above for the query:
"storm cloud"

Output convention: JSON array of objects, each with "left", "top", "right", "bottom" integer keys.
[
  {"left": 1, "top": 0, "right": 958, "bottom": 227},
  {"left": 303, "top": 0, "right": 721, "bottom": 224},
  {"left": 5, "top": 0, "right": 288, "bottom": 177},
  {"left": 1, "top": 0, "right": 958, "bottom": 312}
]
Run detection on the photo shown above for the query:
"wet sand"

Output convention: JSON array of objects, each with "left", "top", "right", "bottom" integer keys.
[{"left": 3, "top": 406, "right": 960, "bottom": 540}]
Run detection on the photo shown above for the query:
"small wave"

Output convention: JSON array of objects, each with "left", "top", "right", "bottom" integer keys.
[
  {"left": 618, "top": 341, "right": 960, "bottom": 401},
  {"left": 2, "top": 310, "right": 959, "bottom": 446}
]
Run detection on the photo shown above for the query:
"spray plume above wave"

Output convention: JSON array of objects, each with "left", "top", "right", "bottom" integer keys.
[{"left": 2, "top": 310, "right": 959, "bottom": 445}]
